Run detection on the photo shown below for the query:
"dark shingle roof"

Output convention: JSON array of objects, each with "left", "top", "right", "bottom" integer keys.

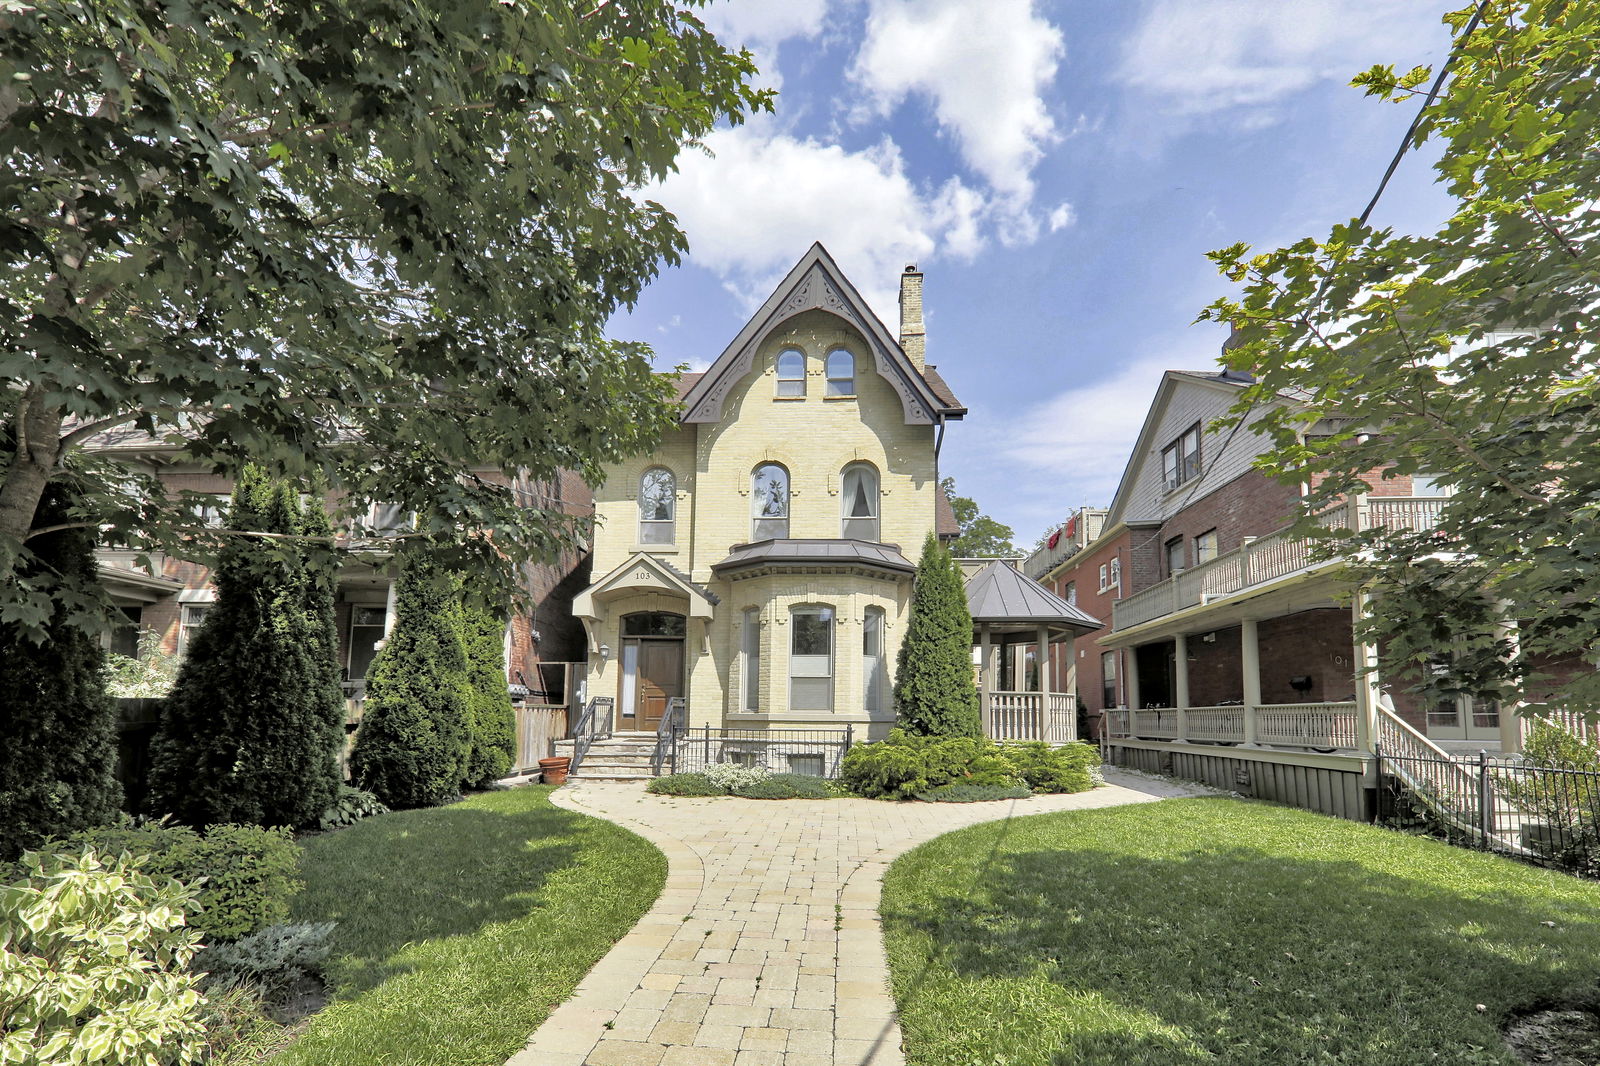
[
  {"left": 964, "top": 560, "right": 1102, "bottom": 631},
  {"left": 921, "top": 364, "right": 966, "bottom": 416},
  {"left": 935, "top": 482, "right": 959, "bottom": 539},
  {"left": 711, "top": 539, "right": 915, "bottom": 577},
  {"left": 672, "top": 372, "right": 704, "bottom": 402}
]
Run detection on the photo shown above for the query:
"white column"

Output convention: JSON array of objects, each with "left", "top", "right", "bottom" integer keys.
[
  {"left": 382, "top": 577, "right": 399, "bottom": 638},
  {"left": 1125, "top": 646, "right": 1140, "bottom": 712},
  {"left": 1174, "top": 633, "right": 1190, "bottom": 742},
  {"left": 1352, "top": 589, "right": 1381, "bottom": 754},
  {"left": 979, "top": 622, "right": 992, "bottom": 735},
  {"left": 1241, "top": 619, "right": 1261, "bottom": 745},
  {"left": 1037, "top": 624, "right": 1052, "bottom": 742},
  {"left": 1498, "top": 607, "right": 1526, "bottom": 754}
]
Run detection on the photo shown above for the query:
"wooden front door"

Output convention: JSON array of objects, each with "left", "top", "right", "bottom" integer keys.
[{"left": 621, "top": 639, "right": 683, "bottom": 732}]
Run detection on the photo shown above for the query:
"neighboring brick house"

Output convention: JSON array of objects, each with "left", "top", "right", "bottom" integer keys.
[
  {"left": 91, "top": 431, "right": 593, "bottom": 703},
  {"left": 1030, "top": 363, "right": 1530, "bottom": 755},
  {"left": 570, "top": 243, "right": 1093, "bottom": 750}
]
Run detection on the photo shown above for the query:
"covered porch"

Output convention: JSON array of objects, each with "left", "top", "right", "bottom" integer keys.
[{"left": 963, "top": 560, "right": 1101, "bottom": 745}]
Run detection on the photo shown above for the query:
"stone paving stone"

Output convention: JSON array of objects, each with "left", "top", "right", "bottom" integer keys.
[{"left": 504, "top": 772, "right": 1204, "bottom": 1066}]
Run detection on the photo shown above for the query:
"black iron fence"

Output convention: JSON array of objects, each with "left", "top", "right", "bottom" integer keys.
[
  {"left": 669, "top": 726, "right": 855, "bottom": 778},
  {"left": 1375, "top": 747, "right": 1600, "bottom": 877}
]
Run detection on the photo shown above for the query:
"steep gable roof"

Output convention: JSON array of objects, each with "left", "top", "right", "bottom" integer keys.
[
  {"left": 964, "top": 560, "right": 1101, "bottom": 632},
  {"left": 678, "top": 242, "right": 955, "bottom": 426}
]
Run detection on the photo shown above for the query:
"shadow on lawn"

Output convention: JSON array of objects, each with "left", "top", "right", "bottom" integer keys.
[
  {"left": 887, "top": 803, "right": 1600, "bottom": 1065},
  {"left": 292, "top": 792, "right": 594, "bottom": 995}
]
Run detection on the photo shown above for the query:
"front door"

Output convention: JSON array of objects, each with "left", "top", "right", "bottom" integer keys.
[
  {"left": 1426, "top": 694, "right": 1501, "bottom": 744},
  {"left": 619, "top": 638, "right": 683, "bottom": 731}
]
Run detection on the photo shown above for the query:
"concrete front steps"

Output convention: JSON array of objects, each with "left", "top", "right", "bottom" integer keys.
[{"left": 552, "top": 736, "right": 660, "bottom": 782}]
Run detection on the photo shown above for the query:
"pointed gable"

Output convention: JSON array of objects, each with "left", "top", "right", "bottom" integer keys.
[{"left": 678, "top": 242, "right": 952, "bottom": 426}]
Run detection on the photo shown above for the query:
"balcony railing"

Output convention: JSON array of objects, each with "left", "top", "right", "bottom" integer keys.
[
  {"left": 1111, "top": 496, "right": 1447, "bottom": 631},
  {"left": 982, "top": 691, "right": 1078, "bottom": 744},
  {"left": 1104, "top": 701, "right": 1360, "bottom": 752}
]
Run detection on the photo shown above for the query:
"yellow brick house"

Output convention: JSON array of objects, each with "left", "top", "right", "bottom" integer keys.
[{"left": 565, "top": 244, "right": 967, "bottom": 772}]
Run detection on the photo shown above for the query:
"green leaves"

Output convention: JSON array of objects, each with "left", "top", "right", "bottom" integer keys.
[
  {"left": 1206, "top": 0, "right": 1600, "bottom": 717},
  {"left": 1, "top": 0, "right": 771, "bottom": 629}
]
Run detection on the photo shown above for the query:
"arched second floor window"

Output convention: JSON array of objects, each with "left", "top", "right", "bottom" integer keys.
[
  {"left": 776, "top": 349, "right": 806, "bottom": 398},
  {"left": 638, "top": 467, "right": 675, "bottom": 545},
  {"left": 752, "top": 463, "right": 789, "bottom": 540},
  {"left": 826, "top": 349, "right": 855, "bottom": 397},
  {"left": 841, "top": 463, "right": 879, "bottom": 541}
]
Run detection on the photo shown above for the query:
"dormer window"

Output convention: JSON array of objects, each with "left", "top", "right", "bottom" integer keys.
[
  {"left": 1161, "top": 424, "right": 1202, "bottom": 490},
  {"left": 776, "top": 349, "right": 806, "bottom": 398},
  {"left": 826, "top": 349, "right": 855, "bottom": 397},
  {"left": 752, "top": 463, "right": 789, "bottom": 540},
  {"left": 638, "top": 467, "right": 675, "bottom": 545}
]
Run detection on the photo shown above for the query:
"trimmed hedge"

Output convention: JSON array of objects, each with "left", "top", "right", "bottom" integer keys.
[
  {"left": 840, "top": 730, "right": 1101, "bottom": 801},
  {"left": 731, "top": 774, "right": 832, "bottom": 800},
  {"left": 646, "top": 773, "right": 727, "bottom": 797},
  {"left": 915, "top": 783, "right": 1033, "bottom": 803},
  {"left": 57, "top": 821, "right": 302, "bottom": 941}
]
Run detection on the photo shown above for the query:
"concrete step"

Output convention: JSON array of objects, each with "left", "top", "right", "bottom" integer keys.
[
  {"left": 569, "top": 770, "right": 656, "bottom": 782},
  {"left": 576, "top": 759, "right": 658, "bottom": 773}
]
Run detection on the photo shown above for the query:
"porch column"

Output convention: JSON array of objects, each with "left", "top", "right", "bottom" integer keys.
[
  {"left": 979, "top": 622, "right": 992, "bottom": 735},
  {"left": 1241, "top": 619, "right": 1261, "bottom": 745},
  {"left": 1352, "top": 589, "right": 1381, "bottom": 755},
  {"left": 1124, "top": 646, "right": 1140, "bottom": 712},
  {"left": 1498, "top": 606, "right": 1526, "bottom": 754},
  {"left": 1173, "top": 633, "right": 1190, "bottom": 743},
  {"left": 1037, "top": 624, "right": 1052, "bottom": 742}
]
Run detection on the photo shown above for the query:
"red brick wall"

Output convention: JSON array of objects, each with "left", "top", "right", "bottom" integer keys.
[
  {"left": 1155, "top": 469, "right": 1300, "bottom": 572},
  {"left": 1185, "top": 626, "right": 1242, "bottom": 706},
  {"left": 1045, "top": 529, "right": 1137, "bottom": 734},
  {"left": 1256, "top": 610, "right": 1357, "bottom": 704}
]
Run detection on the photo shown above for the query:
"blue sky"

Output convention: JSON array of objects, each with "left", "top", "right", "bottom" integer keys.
[{"left": 611, "top": 0, "right": 1460, "bottom": 547}]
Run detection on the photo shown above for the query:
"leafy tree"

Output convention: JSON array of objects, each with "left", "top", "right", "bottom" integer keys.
[
  {"left": 462, "top": 601, "right": 517, "bottom": 788},
  {"left": 146, "top": 466, "right": 344, "bottom": 827},
  {"left": 894, "top": 533, "right": 982, "bottom": 738},
  {"left": 0, "top": 0, "right": 771, "bottom": 640},
  {"left": 1204, "top": 1, "right": 1600, "bottom": 715},
  {"left": 0, "top": 478, "right": 120, "bottom": 860},
  {"left": 941, "top": 477, "right": 1015, "bottom": 557},
  {"left": 350, "top": 557, "right": 471, "bottom": 809}
]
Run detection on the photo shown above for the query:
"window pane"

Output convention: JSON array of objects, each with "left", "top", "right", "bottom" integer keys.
[
  {"left": 753, "top": 518, "right": 789, "bottom": 540},
  {"left": 1195, "top": 530, "right": 1219, "bottom": 563},
  {"left": 753, "top": 465, "right": 788, "bottom": 518},
  {"left": 844, "top": 468, "right": 876, "bottom": 517},
  {"left": 863, "top": 609, "right": 882, "bottom": 656},
  {"left": 640, "top": 469, "right": 674, "bottom": 521},
  {"left": 792, "top": 609, "right": 833, "bottom": 656},
  {"left": 777, "top": 350, "right": 805, "bottom": 397},
  {"left": 843, "top": 517, "right": 879, "bottom": 540},
  {"left": 639, "top": 521, "right": 674, "bottom": 544},
  {"left": 371, "top": 503, "right": 410, "bottom": 533},
  {"left": 743, "top": 609, "right": 761, "bottom": 711},
  {"left": 353, "top": 606, "right": 386, "bottom": 627},
  {"left": 787, "top": 754, "right": 825, "bottom": 776},
  {"left": 623, "top": 612, "right": 686, "bottom": 638},
  {"left": 790, "top": 676, "right": 833, "bottom": 710},
  {"left": 826, "top": 350, "right": 854, "bottom": 396}
]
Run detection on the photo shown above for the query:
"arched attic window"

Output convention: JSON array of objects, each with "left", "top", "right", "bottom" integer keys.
[
  {"left": 776, "top": 349, "right": 806, "bottom": 398},
  {"left": 826, "top": 349, "right": 855, "bottom": 397},
  {"left": 841, "top": 463, "right": 879, "bottom": 541},
  {"left": 752, "top": 463, "right": 790, "bottom": 540},
  {"left": 638, "top": 467, "right": 675, "bottom": 545}
]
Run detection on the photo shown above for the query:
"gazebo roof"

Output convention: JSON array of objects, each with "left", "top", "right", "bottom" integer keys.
[{"left": 964, "top": 560, "right": 1102, "bottom": 634}]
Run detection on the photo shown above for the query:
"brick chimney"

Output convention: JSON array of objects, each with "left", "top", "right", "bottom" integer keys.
[{"left": 898, "top": 263, "right": 925, "bottom": 370}]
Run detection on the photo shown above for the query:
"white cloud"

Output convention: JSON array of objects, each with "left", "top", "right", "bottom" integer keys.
[
  {"left": 850, "top": 0, "right": 1065, "bottom": 213},
  {"left": 650, "top": 125, "right": 987, "bottom": 319},
  {"left": 1047, "top": 202, "right": 1076, "bottom": 232},
  {"left": 699, "top": 0, "right": 830, "bottom": 50},
  {"left": 1119, "top": 0, "right": 1445, "bottom": 117}
]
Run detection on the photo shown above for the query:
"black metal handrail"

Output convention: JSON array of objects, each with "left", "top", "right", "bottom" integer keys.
[
  {"left": 569, "top": 696, "right": 614, "bottom": 777},
  {"left": 651, "top": 697, "right": 688, "bottom": 776}
]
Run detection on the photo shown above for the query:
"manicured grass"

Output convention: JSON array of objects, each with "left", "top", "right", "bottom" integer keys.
[
  {"left": 881, "top": 797, "right": 1600, "bottom": 1066},
  {"left": 268, "top": 785, "right": 665, "bottom": 1066}
]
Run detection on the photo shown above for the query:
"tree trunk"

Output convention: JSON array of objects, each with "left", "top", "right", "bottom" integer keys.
[{"left": 0, "top": 387, "right": 63, "bottom": 544}]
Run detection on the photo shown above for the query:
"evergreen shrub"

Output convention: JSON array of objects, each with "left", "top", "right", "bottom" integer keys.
[
  {"left": 195, "top": 921, "right": 336, "bottom": 1003},
  {"left": 731, "top": 774, "right": 833, "bottom": 800},
  {"left": 349, "top": 556, "right": 471, "bottom": 809},
  {"left": 914, "top": 783, "right": 1033, "bottom": 803},
  {"left": 0, "top": 848, "right": 207, "bottom": 1065},
  {"left": 0, "top": 482, "right": 121, "bottom": 860},
  {"left": 893, "top": 533, "right": 981, "bottom": 737},
  {"left": 1001, "top": 741, "right": 1101, "bottom": 794},
  {"left": 841, "top": 730, "right": 1103, "bottom": 801},
  {"left": 58, "top": 821, "right": 301, "bottom": 940},
  {"left": 645, "top": 773, "right": 726, "bottom": 797},
  {"left": 461, "top": 601, "right": 516, "bottom": 788},
  {"left": 145, "top": 466, "right": 344, "bottom": 828}
]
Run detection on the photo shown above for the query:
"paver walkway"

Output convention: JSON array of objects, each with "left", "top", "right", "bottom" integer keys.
[{"left": 508, "top": 770, "right": 1205, "bottom": 1066}]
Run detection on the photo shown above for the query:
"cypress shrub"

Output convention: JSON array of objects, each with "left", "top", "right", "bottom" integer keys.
[
  {"left": 146, "top": 467, "right": 343, "bottom": 828},
  {"left": 461, "top": 601, "right": 516, "bottom": 788},
  {"left": 0, "top": 482, "right": 121, "bottom": 860},
  {"left": 349, "top": 557, "right": 471, "bottom": 808},
  {"left": 893, "top": 533, "right": 982, "bottom": 737}
]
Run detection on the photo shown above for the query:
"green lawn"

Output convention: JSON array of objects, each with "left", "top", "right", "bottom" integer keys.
[
  {"left": 881, "top": 797, "right": 1600, "bottom": 1066},
  {"left": 267, "top": 784, "right": 665, "bottom": 1066}
]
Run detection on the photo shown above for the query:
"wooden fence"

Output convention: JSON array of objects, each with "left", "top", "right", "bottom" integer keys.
[{"left": 511, "top": 705, "right": 568, "bottom": 774}]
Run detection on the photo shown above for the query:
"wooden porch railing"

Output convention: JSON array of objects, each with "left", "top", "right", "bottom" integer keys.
[
  {"left": 1105, "top": 701, "right": 1360, "bottom": 751},
  {"left": 1112, "top": 496, "right": 1448, "bottom": 631},
  {"left": 983, "top": 691, "right": 1078, "bottom": 744}
]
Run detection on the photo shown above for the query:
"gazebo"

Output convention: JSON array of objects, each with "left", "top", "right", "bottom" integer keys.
[{"left": 963, "top": 560, "right": 1102, "bottom": 744}]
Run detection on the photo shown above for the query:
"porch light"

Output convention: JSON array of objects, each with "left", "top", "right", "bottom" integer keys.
[{"left": 598, "top": 643, "right": 611, "bottom": 663}]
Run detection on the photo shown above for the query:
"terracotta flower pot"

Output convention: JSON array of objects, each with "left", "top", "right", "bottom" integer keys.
[{"left": 539, "top": 756, "right": 571, "bottom": 786}]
